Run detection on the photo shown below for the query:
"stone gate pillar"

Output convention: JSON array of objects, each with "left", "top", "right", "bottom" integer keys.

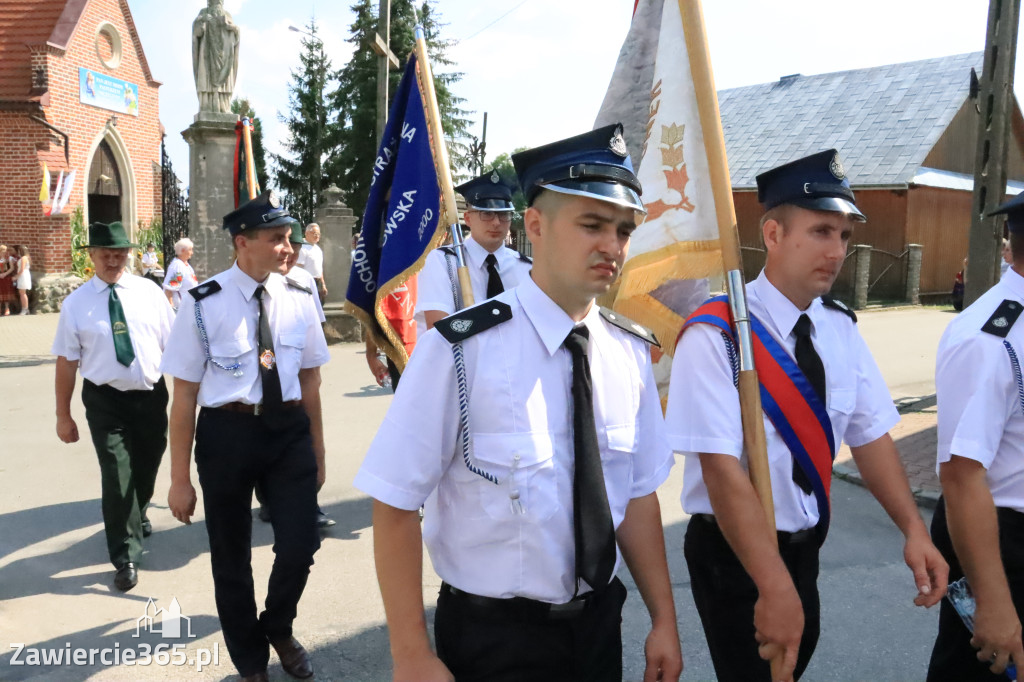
[
  {"left": 853, "top": 243, "right": 871, "bottom": 310},
  {"left": 905, "top": 243, "right": 923, "bottom": 306}
]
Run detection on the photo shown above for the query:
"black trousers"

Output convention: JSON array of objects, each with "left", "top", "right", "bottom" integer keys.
[
  {"left": 684, "top": 514, "right": 821, "bottom": 682},
  {"left": 434, "top": 577, "right": 627, "bottom": 682},
  {"left": 927, "top": 498, "right": 1024, "bottom": 681},
  {"left": 81, "top": 378, "right": 167, "bottom": 568},
  {"left": 195, "top": 406, "right": 321, "bottom": 676}
]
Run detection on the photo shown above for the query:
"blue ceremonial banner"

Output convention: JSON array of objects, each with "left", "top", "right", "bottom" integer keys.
[{"left": 345, "top": 52, "right": 447, "bottom": 370}]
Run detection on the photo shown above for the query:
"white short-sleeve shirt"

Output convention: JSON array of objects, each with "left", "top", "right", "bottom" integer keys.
[
  {"left": 936, "top": 267, "right": 1024, "bottom": 512},
  {"left": 665, "top": 271, "right": 899, "bottom": 532},
  {"left": 413, "top": 236, "right": 532, "bottom": 338},
  {"left": 51, "top": 274, "right": 174, "bottom": 391},
  {"left": 160, "top": 263, "right": 330, "bottom": 407},
  {"left": 163, "top": 257, "right": 198, "bottom": 309},
  {"left": 287, "top": 266, "right": 326, "bottom": 323},
  {"left": 355, "top": 275, "right": 673, "bottom": 603},
  {"left": 297, "top": 243, "right": 324, "bottom": 279}
]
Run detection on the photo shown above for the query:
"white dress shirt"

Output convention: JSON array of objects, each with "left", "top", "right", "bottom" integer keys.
[
  {"left": 287, "top": 266, "right": 326, "bottom": 323},
  {"left": 355, "top": 275, "right": 673, "bottom": 603},
  {"left": 160, "top": 263, "right": 330, "bottom": 408},
  {"left": 936, "top": 267, "right": 1024, "bottom": 512},
  {"left": 52, "top": 274, "right": 173, "bottom": 391},
  {"left": 414, "top": 236, "right": 533, "bottom": 338},
  {"left": 666, "top": 271, "right": 899, "bottom": 532},
  {"left": 163, "top": 257, "right": 198, "bottom": 309},
  {"left": 297, "top": 243, "right": 324, "bottom": 279}
]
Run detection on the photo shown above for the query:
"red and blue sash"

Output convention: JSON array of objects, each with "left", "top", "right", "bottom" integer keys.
[{"left": 682, "top": 295, "right": 836, "bottom": 536}]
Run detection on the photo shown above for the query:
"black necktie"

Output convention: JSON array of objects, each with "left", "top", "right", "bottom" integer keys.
[
  {"left": 484, "top": 253, "right": 504, "bottom": 298},
  {"left": 792, "top": 313, "right": 826, "bottom": 494},
  {"left": 253, "top": 285, "right": 284, "bottom": 416},
  {"left": 563, "top": 325, "right": 617, "bottom": 592},
  {"left": 108, "top": 284, "right": 135, "bottom": 367}
]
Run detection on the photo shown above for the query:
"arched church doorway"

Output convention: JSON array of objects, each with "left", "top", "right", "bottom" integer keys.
[{"left": 87, "top": 140, "right": 122, "bottom": 224}]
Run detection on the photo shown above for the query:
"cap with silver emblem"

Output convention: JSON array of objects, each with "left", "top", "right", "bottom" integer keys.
[
  {"left": 512, "top": 123, "right": 645, "bottom": 213},
  {"left": 455, "top": 171, "right": 516, "bottom": 212},
  {"left": 222, "top": 190, "right": 294, "bottom": 236},
  {"left": 755, "top": 149, "right": 866, "bottom": 222}
]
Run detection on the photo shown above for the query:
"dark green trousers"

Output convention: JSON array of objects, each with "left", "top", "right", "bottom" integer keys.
[{"left": 81, "top": 378, "right": 168, "bottom": 568}]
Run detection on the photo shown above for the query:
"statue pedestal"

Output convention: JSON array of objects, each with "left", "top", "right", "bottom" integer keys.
[
  {"left": 315, "top": 185, "right": 361, "bottom": 344},
  {"left": 182, "top": 113, "right": 240, "bottom": 280}
]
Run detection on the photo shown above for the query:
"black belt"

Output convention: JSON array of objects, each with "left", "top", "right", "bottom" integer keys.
[
  {"left": 442, "top": 581, "right": 613, "bottom": 621},
  {"left": 214, "top": 400, "right": 301, "bottom": 415},
  {"left": 691, "top": 513, "right": 817, "bottom": 545},
  {"left": 83, "top": 377, "right": 164, "bottom": 397}
]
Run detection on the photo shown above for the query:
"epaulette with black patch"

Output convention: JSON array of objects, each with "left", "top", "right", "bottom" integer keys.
[
  {"left": 285, "top": 278, "right": 312, "bottom": 295},
  {"left": 435, "top": 300, "right": 513, "bottom": 344},
  {"left": 599, "top": 307, "right": 660, "bottom": 347},
  {"left": 821, "top": 296, "right": 857, "bottom": 323},
  {"left": 982, "top": 299, "right": 1024, "bottom": 338},
  {"left": 189, "top": 280, "right": 221, "bottom": 301},
  {"left": 518, "top": 251, "right": 532, "bottom": 264}
]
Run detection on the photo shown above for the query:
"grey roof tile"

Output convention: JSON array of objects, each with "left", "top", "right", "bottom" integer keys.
[{"left": 720, "top": 52, "right": 983, "bottom": 187}]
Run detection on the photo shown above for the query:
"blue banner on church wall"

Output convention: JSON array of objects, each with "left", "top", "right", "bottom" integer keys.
[{"left": 78, "top": 67, "right": 139, "bottom": 116}]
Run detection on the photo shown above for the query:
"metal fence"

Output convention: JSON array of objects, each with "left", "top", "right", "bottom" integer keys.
[{"left": 161, "top": 136, "right": 189, "bottom": 267}]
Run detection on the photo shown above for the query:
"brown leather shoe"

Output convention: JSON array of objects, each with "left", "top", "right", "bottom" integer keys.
[
  {"left": 239, "top": 671, "right": 268, "bottom": 682},
  {"left": 270, "top": 636, "right": 313, "bottom": 679}
]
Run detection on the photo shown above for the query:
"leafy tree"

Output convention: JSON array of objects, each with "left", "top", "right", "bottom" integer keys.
[
  {"left": 272, "top": 19, "right": 334, "bottom": 224},
  {"left": 230, "top": 97, "right": 269, "bottom": 191},
  {"left": 328, "top": 0, "right": 472, "bottom": 220}
]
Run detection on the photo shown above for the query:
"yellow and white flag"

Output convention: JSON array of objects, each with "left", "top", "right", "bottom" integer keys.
[{"left": 595, "top": 0, "right": 725, "bottom": 399}]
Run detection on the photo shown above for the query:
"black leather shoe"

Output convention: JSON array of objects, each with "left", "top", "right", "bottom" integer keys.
[
  {"left": 141, "top": 518, "right": 152, "bottom": 538},
  {"left": 114, "top": 563, "right": 138, "bottom": 592},
  {"left": 239, "top": 671, "right": 269, "bottom": 682},
  {"left": 257, "top": 505, "right": 271, "bottom": 523},
  {"left": 317, "top": 508, "right": 336, "bottom": 529},
  {"left": 270, "top": 636, "right": 313, "bottom": 679}
]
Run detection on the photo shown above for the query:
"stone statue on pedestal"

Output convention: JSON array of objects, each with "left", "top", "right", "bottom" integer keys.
[{"left": 192, "top": 0, "right": 239, "bottom": 114}]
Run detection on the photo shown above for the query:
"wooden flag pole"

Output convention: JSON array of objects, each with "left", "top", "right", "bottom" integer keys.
[
  {"left": 241, "top": 117, "right": 258, "bottom": 201},
  {"left": 412, "top": 20, "right": 474, "bottom": 307},
  {"left": 678, "top": 0, "right": 780, "bottom": 676}
]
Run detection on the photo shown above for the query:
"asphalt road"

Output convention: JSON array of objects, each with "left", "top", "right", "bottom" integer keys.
[{"left": 0, "top": 306, "right": 955, "bottom": 681}]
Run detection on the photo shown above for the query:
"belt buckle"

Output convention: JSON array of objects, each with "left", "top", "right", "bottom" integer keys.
[{"left": 253, "top": 403, "right": 262, "bottom": 416}]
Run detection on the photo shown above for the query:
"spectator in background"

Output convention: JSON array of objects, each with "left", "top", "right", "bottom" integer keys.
[
  {"left": 296, "top": 223, "right": 326, "bottom": 303},
  {"left": 141, "top": 243, "right": 161, "bottom": 285},
  {"left": 0, "top": 245, "right": 14, "bottom": 316},
  {"left": 14, "top": 245, "right": 31, "bottom": 315},
  {"left": 163, "top": 238, "right": 198, "bottom": 311}
]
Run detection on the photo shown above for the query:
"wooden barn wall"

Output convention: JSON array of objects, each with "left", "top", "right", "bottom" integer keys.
[
  {"left": 922, "top": 100, "right": 1024, "bottom": 182},
  {"left": 906, "top": 186, "right": 972, "bottom": 295}
]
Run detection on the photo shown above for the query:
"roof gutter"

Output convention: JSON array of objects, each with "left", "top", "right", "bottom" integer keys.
[{"left": 28, "top": 115, "right": 69, "bottom": 165}]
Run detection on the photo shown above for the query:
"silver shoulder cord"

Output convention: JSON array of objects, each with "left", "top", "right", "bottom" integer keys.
[
  {"left": 450, "top": 340, "right": 497, "bottom": 485},
  {"left": 193, "top": 301, "right": 242, "bottom": 375}
]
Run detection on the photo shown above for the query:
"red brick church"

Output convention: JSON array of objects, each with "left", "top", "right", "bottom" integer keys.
[{"left": 0, "top": 0, "right": 161, "bottom": 276}]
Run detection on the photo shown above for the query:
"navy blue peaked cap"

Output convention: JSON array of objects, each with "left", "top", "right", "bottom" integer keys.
[
  {"left": 512, "top": 123, "right": 644, "bottom": 213},
  {"left": 990, "top": 192, "right": 1024, "bottom": 234},
  {"left": 455, "top": 170, "right": 515, "bottom": 211},
  {"left": 756, "top": 149, "right": 866, "bottom": 222},
  {"left": 222, "top": 190, "right": 294, "bottom": 236}
]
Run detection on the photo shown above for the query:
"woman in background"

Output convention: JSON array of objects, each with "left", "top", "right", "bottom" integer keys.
[
  {"left": 0, "top": 245, "right": 15, "bottom": 316},
  {"left": 14, "top": 245, "right": 31, "bottom": 315},
  {"left": 162, "top": 238, "right": 197, "bottom": 311}
]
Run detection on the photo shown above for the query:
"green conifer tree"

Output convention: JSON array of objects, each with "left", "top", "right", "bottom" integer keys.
[
  {"left": 328, "top": 0, "right": 471, "bottom": 220},
  {"left": 272, "top": 19, "right": 334, "bottom": 224}
]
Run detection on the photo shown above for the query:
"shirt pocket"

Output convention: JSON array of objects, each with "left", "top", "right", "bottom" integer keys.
[
  {"left": 278, "top": 332, "right": 306, "bottom": 371},
  {"left": 601, "top": 424, "right": 636, "bottom": 523},
  {"left": 827, "top": 387, "right": 857, "bottom": 445},
  {"left": 209, "top": 335, "right": 253, "bottom": 367},
  {"left": 471, "top": 432, "right": 559, "bottom": 522}
]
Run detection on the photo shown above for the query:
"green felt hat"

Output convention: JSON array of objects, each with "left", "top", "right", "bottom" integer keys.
[{"left": 77, "top": 221, "right": 138, "bottom": 249}]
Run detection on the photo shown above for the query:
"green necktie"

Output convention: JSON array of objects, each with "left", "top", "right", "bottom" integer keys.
[{"left": 108, "top": 283, "right": 135, "bottom": 367}]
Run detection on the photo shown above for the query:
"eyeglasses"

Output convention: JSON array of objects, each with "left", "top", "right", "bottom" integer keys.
[{"left": 469, "top": 211, "right": 513, "bottom": 226}]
